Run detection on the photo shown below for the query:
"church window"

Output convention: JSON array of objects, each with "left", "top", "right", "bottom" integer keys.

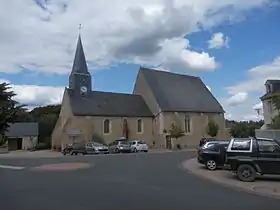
[
  {"left": 137, "top": 119, "right": 143, "bottom": 133},
  {"left": 103, "top": 119, "right": 110, "bottom": 134},
  {"left": 184, "top": 116, "right": 191, "bottom": 133}
]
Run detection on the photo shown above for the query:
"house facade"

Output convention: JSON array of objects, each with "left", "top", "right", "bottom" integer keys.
[
  {"left": 260, "top": 80, "right": 280, "bottom": 129},
  {"left": 5, "top": 123, "right": 38, "bottom": 150},
  {"left": 51, "top": 35, "right": 229, "bottom": 149}
]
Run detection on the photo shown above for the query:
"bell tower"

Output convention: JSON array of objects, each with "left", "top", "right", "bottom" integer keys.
[{"left": 68, "top": 31, "right": 92, "bottom": 96}]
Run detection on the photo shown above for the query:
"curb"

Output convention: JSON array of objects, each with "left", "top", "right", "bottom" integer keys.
[{"left": 179, "top": 158, "right": 280, "bottom": 200}]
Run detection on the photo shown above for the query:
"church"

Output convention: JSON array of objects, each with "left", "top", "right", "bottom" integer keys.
[{"left": 51, "top": 35, "right": 230, "bottom": 150}]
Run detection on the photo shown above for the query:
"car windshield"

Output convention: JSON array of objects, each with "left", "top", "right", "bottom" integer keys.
[
  {"left": 93, "top": 143, "right": 103, "bottom": 146},
  {"left": 119, "top": 140, "right": 130, "bottom": 145},
  {"left": 207, "top": 144, "right": 219, "bottom": 149},
  {"left": 202, "top": 142, "right": 216, "bottom": 148}
]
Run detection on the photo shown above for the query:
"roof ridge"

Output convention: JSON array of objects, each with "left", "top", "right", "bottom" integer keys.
[
  {"left": 91, "top": 90, "right": 139, "bottom": 96},
  {"left": 139, "top": 67, "right": 199, "bottom": 79}
]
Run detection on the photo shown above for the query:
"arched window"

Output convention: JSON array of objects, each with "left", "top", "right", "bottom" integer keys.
[
  {"left": 103, "top": 119, "right": 110, "bottom": 134},
  {"left": 184, "top": 116, "right": 191, "bottom": 133},
  {"left": 137, "top": 119, "right": 143, "bottom": 133}
]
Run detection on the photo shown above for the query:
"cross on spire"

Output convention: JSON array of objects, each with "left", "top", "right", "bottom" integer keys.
[{"left": 78, "top": 24, "right": 82, "bottom": 33}]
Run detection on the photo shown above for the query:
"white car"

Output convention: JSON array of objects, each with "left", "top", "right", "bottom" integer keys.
[{"left": 130, "top": 140, "right": 148, "bottom": 152}]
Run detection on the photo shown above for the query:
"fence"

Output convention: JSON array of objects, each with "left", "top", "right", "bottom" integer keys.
[{"left": 255, "top": 129, "right": 280, "bottom": 140}]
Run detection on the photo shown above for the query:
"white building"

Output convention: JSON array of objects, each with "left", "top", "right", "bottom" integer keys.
[{"left": 260, "top": 80, "right": 280, "bottom": 129}]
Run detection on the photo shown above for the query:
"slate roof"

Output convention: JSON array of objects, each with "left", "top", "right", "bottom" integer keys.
[
  {"left": 261, "top": 80, "right": 280, "bottom": 100},
  {"left": 67, "top": 89, "right": 153, "bottom": 117},
  {"left": 139, "top": 67, "right": 224, "bottom": 113},
  {"left": 71, "top": 35, "right": 89, "bottom": 74},
  {"left": 265, "top": 79, "right": 280, "bottom": 85},
  {"left": 5, "top": 123, "right": 38, "bottom": 137}
]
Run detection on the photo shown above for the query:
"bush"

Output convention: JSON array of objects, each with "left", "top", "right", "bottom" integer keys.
[{"left": 206, "top": 120, "right": 219, "bottom": 137}]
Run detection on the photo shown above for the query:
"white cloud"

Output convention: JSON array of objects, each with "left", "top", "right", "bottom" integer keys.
[
  {"left": 224, "top": 102, "right": 264, "bottom": 121},
  {"left": 226, "top": 92, "right": 248, "bottom": 106},
  {"left": 0, "top": 0, "right": 275, "bottom": 75},
  {"left": 253, "top": 102, "right": 263, "bottom": 110},
  {"left": 223, "top": 56, "right": 280, "bottom": 121},
  {"left": 1, "top": 79, "right": 64, "bottom": 107},
  {"left": 208, "top": 32, "right": 229, "bottom": 49},
  {"left": 227, "top": 56, "right": 280, "bottom": 95}
]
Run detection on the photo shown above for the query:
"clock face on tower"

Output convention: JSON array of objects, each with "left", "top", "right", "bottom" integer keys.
[{"left": 80, "top": 86, "right": 87, "bottom": 93}]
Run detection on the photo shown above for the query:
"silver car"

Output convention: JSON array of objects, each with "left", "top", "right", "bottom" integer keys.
[
  {"left": 85, "top": 142, "right": 109, "bottom": 154},
  {"left": 108, "top": 139, "right": 132, "bottom": 153}
]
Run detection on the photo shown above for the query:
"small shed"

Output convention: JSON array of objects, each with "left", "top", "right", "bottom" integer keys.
[{"left": 5, "top": 123, "right": 39, "bottom": 150}]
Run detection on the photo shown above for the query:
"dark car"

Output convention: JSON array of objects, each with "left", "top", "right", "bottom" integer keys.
[
  {"left": 197, "top": 141, "right": 229, "bottom": 170},
  {"left": 108, "top": 139, "right": 132, "bottom": 153},
  {"left": 199, "top": 138, "right": 217, "bottom": 147},
  {"left": 62, "top": 142, "right": 86, "bottom": 155},
  {"left": 226, "top": 137, "right": 280, "bottom": 182}
]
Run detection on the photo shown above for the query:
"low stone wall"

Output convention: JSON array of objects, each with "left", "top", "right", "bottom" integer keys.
[
  {"left": 255, "top": 129, "right": 280, "bottom": 140},
  {"left": 0, "top": 147, "right": 9, "bottom": 154}
]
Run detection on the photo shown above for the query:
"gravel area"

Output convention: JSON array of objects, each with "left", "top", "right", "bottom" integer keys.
[{"left": 180, "top": 158, "right": 280, "bottom": 200}]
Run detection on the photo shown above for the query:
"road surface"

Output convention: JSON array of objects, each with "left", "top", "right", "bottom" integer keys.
[{"left": 1, "top": 151, "right": 279, "bottom": 210}]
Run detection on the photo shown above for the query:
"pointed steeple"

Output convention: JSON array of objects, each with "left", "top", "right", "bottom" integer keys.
[
  {"left": 71, "top": 34, "right": 89, "bottom": 74},
  {"left": 68, "top": 31, "right": 92, "bottom": 94}
]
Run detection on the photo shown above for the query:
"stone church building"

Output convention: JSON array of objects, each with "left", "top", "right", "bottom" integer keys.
[{"left": 51, "top": 35, "right": 229, "bottom": 149}]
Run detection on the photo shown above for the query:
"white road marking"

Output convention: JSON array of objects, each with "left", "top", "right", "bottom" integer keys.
[{"left": 0, "top": 165, "right": 26, "bottom": 170}]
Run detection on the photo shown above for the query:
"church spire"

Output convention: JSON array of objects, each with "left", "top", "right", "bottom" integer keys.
[
  {"left": 68, "top": 25, "right": 92, "bottom": 94},
  {"left": 71, "top": 32, "right": 89, "bottom": 74}
]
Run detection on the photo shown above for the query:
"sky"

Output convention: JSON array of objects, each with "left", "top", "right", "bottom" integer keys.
[{"left": 0, "top": 0, "right": 280, "bottom": 121}]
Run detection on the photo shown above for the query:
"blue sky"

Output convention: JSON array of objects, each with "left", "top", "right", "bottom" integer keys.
[{"left": 0, "top": 0, "right": 279, "bottom": 121}]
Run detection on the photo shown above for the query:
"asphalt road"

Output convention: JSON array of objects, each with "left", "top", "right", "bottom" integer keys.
[{"left": 1, "top": 151, "right": 280, "bottom": 210}]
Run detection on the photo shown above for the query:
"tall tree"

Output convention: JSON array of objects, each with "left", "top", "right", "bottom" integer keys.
[{"left": 0, "top": 83, "right": 24, "bottom": 145}]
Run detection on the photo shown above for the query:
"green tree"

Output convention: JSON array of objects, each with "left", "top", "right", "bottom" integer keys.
[
  {"left": 0, "top": 83, "right": 24, "bottom": 145},
  {"left": 228, "top": 120, "right": 264, "bottom": 138},
  {"left": 30, "top": 105, "right": 61, "bottom": 145},
  {"left": 206, "top": 120, "right": 219, "bottom": 137},
  {"left": 168, "top": 123, "right": 185, "bottom": 139}
]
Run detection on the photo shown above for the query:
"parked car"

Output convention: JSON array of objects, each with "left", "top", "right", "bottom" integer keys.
[
  {"left": 199, "top": 138, "right": 217, "bottom": 147},
  {"left": 197, "top": 141, "right": 229, "bottom": 170},
  {"left": 108, "top": 139, "right": 132, "bottom": 153},
  {"left": 130, "top": 140, "right": 148, "bottom": 152},
  {"left": 85, "top": 142, "right": 109, "bottom": 154},
  {"left": 199, "top": 140, "right": 228, "bottom": 150},
  {"left": 62, "top": 142, "right": 86, "bottom": 155},
  {"left": 225, "top": 137, "right": 280, "bottom": 182}
]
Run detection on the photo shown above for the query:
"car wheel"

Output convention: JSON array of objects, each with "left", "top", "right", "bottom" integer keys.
[
  {"left": 237, "top": 164, "right": 256, "bottom": 182},
  {"left": 205, "top": 160, "right": 217, "bottom": 170},
  {"left": 115, "top": 148, "right": 119, "bottom": 153},
  {"left": 70, "top": 151, "right": 74, "bottom": 156},
  {"left": 133, "top": 148, "right": 138, "bottom": 153}
]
